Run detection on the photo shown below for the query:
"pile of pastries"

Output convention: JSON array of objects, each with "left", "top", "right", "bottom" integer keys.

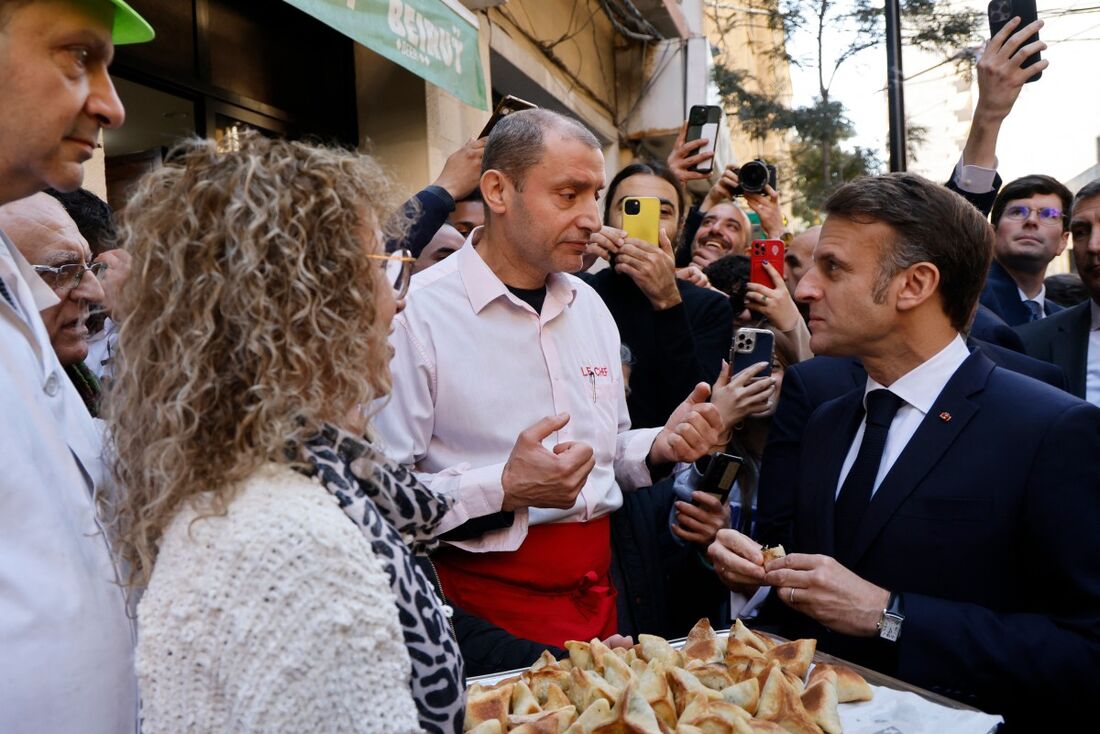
[{"left": 464, "top": 618, "right": 873, "bottom": 734}]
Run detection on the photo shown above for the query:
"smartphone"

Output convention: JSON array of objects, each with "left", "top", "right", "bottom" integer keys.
[
  {"left": 696, "top": 451, "right": 744, "bottom": 503},
  {"left": 750, "top": 239, "right": 785, "bottom": 288},
  {"left": 479, "top": 94, "right": 537, "bottom": 138},
  {"left": 730, "top": 327, "right": 774, "bottom": 379},
  {"left": 622, "top": 197, "right": 661, "bottom": 246},
  {"left": 685, "top": 105, "right": 722, "bottom": 174},
  {"left": 988, "top": 0, "right": 1041, "bottom": 82}
]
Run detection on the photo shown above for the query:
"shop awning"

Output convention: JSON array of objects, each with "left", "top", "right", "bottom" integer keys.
[{"left": 282, "top": 0, "right": 487, "bottom": 110}]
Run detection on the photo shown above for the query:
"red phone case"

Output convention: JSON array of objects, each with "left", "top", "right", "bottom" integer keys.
[{"left": 750, "top": 239, "right": 785, "bottom": 287}]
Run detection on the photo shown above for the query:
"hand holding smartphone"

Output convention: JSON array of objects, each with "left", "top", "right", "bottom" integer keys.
[
  {"left": 987, "top": 0, "right": 1042, "bottom": 82},
  {"left": 684, "top": 105, "right": 722, "bottom": 175},
  {"left": 479, "top": 95, "right": 537, "bottom": 138},
  {"left": 730, "top": 327, "right": 774, "bottom": 380},
  {"left": 621, "top": 197, "right": 661, "bottom": 246},
  {"left": 750, "top": 239, "right": 785, "bottom": 288}
]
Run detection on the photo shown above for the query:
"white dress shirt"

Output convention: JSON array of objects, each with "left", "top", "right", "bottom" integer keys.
[
  {"left": 0, "top": 233, "right": 136, "bottom": 734},
  {"left": 1086, "top": 301, "right": 1100, "bottom": 407},
  {"left": 375, "top": 231, "right": 661, "bottom": 552},
  {"left": 1016, "top": 283, "right": 1047, "bottom": 315},
  {"left": 952, "top": 155, "right": 999, "bottom": 195},
  {"left": 836, "top": 335, "right": 971, "bottom": 497}
]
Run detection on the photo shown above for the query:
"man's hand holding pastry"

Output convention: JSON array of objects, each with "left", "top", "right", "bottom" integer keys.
[{"left": 764, "top": 553, "right": 890, "bottom": 637}]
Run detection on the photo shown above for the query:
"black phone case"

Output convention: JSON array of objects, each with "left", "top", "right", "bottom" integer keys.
[
  {"left": 685, "top": 105, "right": 722, "bottom": 174},
  {"left": 988, "top": 0, "right": 1042, "bottom": 81}
]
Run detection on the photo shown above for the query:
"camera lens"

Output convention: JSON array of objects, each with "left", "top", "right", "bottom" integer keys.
[
  {"left": 740, "top": 161, "right": 767, "bottom": 193},
  {"left": 624, "top": 198, "right": 641, "bottom": 215},
  {"left": 690, "top": 108, "right": 706, "bottom": 124}
]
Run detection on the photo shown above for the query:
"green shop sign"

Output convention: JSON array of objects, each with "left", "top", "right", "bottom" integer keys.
[{"left": 282, "top": 0, "right": 487, "bottom": 110}]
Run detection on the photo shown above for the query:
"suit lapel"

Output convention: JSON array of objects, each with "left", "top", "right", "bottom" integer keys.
[
  {"left": 1052, "top": 303, "right": 1091, "bottom": 398},
  {"left": 845, "top": 351, "right": 994, "bottom": 567},
  {"left": 810, "top": 388, "right": 866, "bottom": 556}
]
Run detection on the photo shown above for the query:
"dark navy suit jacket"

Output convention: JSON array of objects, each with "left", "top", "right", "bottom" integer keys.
[
  {"left": 756, "top": 348, "right": 1099, "bottom": 726},
  {"left": 981, "top": 260, "right": 1064, "bottom": 327},
  {"left": 1016, "top": 300, "right": 1093, "bottom": 399}
]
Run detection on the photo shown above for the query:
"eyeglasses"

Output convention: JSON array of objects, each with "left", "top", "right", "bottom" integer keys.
[
  {"left": 1003, "top": 205, "right": 1064, "bottom": 226},
  {"left": 367, "top": 249, "right": 414, "bottom": 299},
  {"left": 33, "top": 261, "right": 107, "bottom": 292}
]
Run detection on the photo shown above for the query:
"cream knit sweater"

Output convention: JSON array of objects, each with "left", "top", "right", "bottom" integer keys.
[{"left": 136, "top": 464, "right": 422, "bottom": 733}]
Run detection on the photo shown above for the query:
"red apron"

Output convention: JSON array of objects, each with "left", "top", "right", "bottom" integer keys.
[{"left": 433, "top": 516, "right": 617, "bottom": 648}]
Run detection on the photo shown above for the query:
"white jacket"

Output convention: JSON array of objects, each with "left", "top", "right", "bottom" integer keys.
[
  {"left": 0, "top": 234, "right": 137, "bottom": 733},
  {"left": 137, "top": 464, "right": 421, "bottom": 733}
]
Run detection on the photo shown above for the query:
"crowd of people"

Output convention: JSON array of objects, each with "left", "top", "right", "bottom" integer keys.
[{"left": 2, "top": 1, "right": 1099, "bottom": 733}]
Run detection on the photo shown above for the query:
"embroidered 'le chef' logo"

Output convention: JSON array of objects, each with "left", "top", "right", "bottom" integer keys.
[{"left": 580, "top": 366, "right": 609, "bottom": 377}]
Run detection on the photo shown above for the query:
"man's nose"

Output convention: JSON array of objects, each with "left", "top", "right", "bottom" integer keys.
[
  {"left": 577, "top": 197, "right": 601, "bottom": 234},
  {"left": 794, "top": 268, "right": 819, "bottom": 302},
  {"left": 73, "top": 267, "right": 106, "bottom": 305},
  {"left": 88, "top": 69, "right": 126, "bottom": 130}
]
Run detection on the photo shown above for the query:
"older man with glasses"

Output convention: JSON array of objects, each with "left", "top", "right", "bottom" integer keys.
[{"left": 0, "top": 192, "right": 108, "bottom": 412}]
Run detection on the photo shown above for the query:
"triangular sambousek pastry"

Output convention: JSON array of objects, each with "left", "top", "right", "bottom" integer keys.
[
  {"left": 800, "top": 669, "right": 842, "bottom": 734},
  {"left": 755, "top": 665, "right": 823, "bottom": 734},
  {"left": 542, "top": 682, "right": 574, "bottom": 711},
  {"left": 527, "top": 667, "right": 573, "bottom": 703},
  {"left": 533, "top": 649, "right": 564, "bottom": 671},
  {"left": 668, "top": 666, "right": 722, "bottom": 716},
  {"left": 760, "top": 545, "right": 786, "bottom": 565},
  {"left": 807, "top": 663, "right": 873, "bottom": 703},
  {"left": 513, "top": 680, "right": 544, "bottom": 715},
  {"left": 638, "top": 659, "right": 677, "bottom": 729},
  {"left": 598, "top": 644, "right": 636, "bottom": 690},
  {"left": 746, "top": 721, "right": 787, "bottom": 733},
  {"left": 765, "top": 639, "right": 817, "bottom": 680},
  {"left": 677, "top": 692, "right": 752, "bottom": 733},
  {"left": 612, "top": 678, "right": 666, "bottom": 732},
  {"left": 509, "top": 706, "right": 579, "bottom": 734},
  {"left": 466, "top": 721, "right": 503, "bottom": 734},
  {"left": 569, "top": 667, "right": 620, "bottom": 712},
  {"left": 567, "top": 640, "right": 595, "bottom": 671},
  {"left": 731, "top": 620, "right": 772, "bottom": 655},
  {"left": 563, "top": 698, "right": 614, "bottom": 734},
  {"left": 724, "top": 637, "right": 765, "bottom": 664},
  {"left": 464, "top": 683, "right": 513, "bottom": 731},
  {"left": 638, "top": 634, "right": 684, "bottom": 668},
  {"left": 718, "top": 677, "right": 759, "bottom": 715},
  {"left": 683, "top": 661, "right": 735, "bottom": 691},
  {"left": 683, "top": 618, "right": 724, "bottom": 663}
]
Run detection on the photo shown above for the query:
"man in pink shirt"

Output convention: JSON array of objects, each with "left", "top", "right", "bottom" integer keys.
[{"left": 376, "top": 109, "right": 725, "bottom": 648}]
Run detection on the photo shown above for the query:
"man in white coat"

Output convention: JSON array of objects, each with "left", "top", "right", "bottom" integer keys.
[{"left": 0, "top": 1, "right": 153, "bottom": 732}]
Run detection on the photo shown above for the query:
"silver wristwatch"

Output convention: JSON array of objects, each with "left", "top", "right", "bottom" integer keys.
[{"left": 877, "top": 591, "right": 904, "bottom": 642}]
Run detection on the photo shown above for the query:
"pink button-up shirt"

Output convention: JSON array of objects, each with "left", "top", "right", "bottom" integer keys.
[{"left": 374, "top": 232, "right": 661, "bottom": 552}]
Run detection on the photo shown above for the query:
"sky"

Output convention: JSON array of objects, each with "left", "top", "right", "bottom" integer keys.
[{"left": 784, "top": 0, "right": 1100, "bottom": 187}]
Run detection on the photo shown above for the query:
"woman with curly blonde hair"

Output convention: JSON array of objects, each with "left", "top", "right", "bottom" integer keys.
[{"left": 107, "top": 134, "right": 463, "bottom": 733}]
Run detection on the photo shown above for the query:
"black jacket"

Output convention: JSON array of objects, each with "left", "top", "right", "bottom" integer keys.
[{"left": 579, "top": 269, "right": 732, "bottom": 428}]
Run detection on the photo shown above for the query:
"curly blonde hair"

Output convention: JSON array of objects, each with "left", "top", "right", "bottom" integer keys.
[{"left": 106, "top": 133, "right": 407, "bottom": 586}]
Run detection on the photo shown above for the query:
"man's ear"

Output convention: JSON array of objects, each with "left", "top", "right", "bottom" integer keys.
[
  {"left": 1056, "top": 229, "right": 1070, "bottom": 257},
  {"left": 481, "top": 170, "right": 509, "bottom": 216},
  {"left": 895, "top": 261, "right": 940, "bottom": 313}
]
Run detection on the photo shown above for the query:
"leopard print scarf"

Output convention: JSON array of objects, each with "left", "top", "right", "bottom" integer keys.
[{"left": 294, "top": 424, "right": 464, "bottom": 734}]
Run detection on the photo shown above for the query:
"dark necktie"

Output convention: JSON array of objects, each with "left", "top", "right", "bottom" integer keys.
[
  {"left": 0, "top": 277, "right": 14, "bottom": 308},
  {"left": 834, "top": 389, "right": 905, "bottom": 564},
  {"left": 1024, "top": 299, "right": 1042, "bottom": 322}
]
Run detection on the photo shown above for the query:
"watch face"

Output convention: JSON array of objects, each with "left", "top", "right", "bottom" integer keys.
[{"left": 880, "top": 614, "right": 903, "bottom": 642}]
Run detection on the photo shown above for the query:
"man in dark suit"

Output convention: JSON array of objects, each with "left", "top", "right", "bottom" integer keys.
[
  {"left": 707, "top": 173, "right": 1100, "bottom": 728},
  {"left": 1017, "top": 178, "right": 1100, "bottom": 405}
]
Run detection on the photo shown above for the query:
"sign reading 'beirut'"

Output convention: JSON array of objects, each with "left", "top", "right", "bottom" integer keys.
[{"left": 281, "top": 0, "right": 487, "bottom": 110}]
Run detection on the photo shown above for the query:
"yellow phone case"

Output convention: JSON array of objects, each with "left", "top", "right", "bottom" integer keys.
[{"left": 622, "top": 196, "right": 661, "bottom": 246}]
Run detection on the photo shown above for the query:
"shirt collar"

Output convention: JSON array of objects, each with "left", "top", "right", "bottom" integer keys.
[
  {"left": 1017, "top": 283, "right": 1046, "bottom": 311},
  {"left": 456, "top": 226, "right": 577, "bottom": 315},
  {"left": 864, "top": 334, "right": 970, "bottom": 416}
]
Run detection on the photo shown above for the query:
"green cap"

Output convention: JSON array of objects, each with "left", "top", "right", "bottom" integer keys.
[{"left": 106, "top": 0, "right": 155, "bottom": 45}]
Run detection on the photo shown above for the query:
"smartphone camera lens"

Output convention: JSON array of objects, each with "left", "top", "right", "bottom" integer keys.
[
  {"left": 624, "top": 198, "right": 641, "bottom": 215},
  {"left": 689, "top": 108, "right": 707, "bottom": 124}
]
